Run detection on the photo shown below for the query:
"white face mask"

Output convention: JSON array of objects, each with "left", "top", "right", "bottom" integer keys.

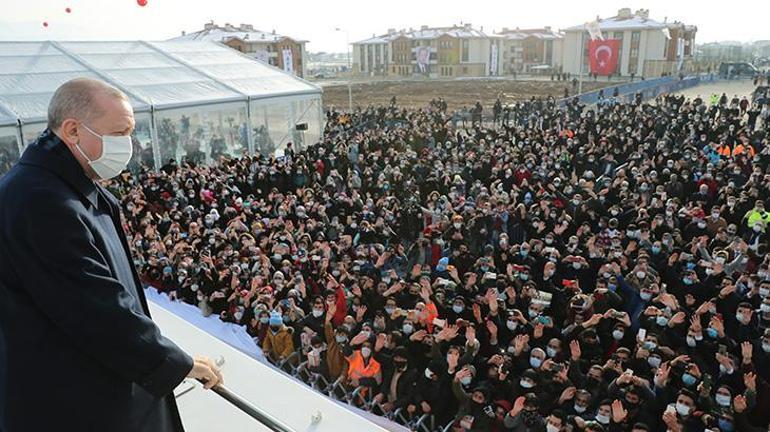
[{"left": 76, "top": 123, "right": 133, "bottom": 179}]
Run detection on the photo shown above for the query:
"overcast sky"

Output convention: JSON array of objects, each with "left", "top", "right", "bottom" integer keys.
[{"left": 1, "top": 0, "right": 767, "bottom": 52}]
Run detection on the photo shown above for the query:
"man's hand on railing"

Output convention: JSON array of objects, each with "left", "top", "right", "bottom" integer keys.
[{"left": 187, "top": 355, "right": 224, "bottom": 389}]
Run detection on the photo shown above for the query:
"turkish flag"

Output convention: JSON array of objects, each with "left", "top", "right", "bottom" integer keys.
[{"left": 588, "top": 39, "right": 621, "bottom": 76}]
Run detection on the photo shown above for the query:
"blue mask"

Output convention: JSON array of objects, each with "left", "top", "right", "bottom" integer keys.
[
  {"left": 718, "top": 418, "right": 734, "bottom": 432},
  {"left": 683, "top": 277, "right": 693, "bottom": 285},
  {"left": 520, "top": 250, "right": 529, "bottom": 257},
  {"left": 706, "top": 327, "right": 719, "bottom": 338},
  {"left": 651, "top": 246, "right": 661, "bottom": 254},
  {"left": 686, "top": 262, "right": 696, "bottom": 270},
  {"left": 682, "top": 373, "right": 697, "bottom": 386},
  {"left": 643, "top": 341, "right": 657, "bottom": 350}
]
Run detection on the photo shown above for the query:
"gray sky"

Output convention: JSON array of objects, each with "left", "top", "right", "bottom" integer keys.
[{"left": 1, "top": 0, "right": 767, "bottom": 52}]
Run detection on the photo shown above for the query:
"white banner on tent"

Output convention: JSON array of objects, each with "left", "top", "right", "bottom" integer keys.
[{"left": 282, "top": 48, "right": 294, "bottom": 74}]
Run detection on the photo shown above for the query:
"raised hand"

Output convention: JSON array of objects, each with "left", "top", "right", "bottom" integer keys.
[
  {"left": 510, "top": 396, "right": 526, "bottom": 417},
  {"left": 719, "top": 282, "right": 737, "bottom": 298},
  {"left": 655, "top": 362, "right": 671, "bottom": 387},
  {"left": 375, "top": 333, "right": 387, "bottom": 351},
  {"left": 669, "top": 311, "right": 687, "bottom": 326},
  {"left": 744, "top": 372, "right": 757, "bottom": 392},
  {"left": 355, "top": 305, "right": 368, "bottom": 321},
  {"left": 472, "top": 303, "right": 482, "bottom": 323},
  {"left": 611, "top": 399, "right": 628, "bottom": 423},
  {"left": 465, "top": 325, "right": 476, "bottom": 343},
  {"left": 741, "top": 341, "right": 754, "bottom": 364},
  {"left": 662, "top": 408, "right": 680, "bottom": 431},
  {"left": 513, "top": 334, "right": 529, "bottom": 355},
  {"left": 558, "top": 386, "right": 577, "bottom": 404},
  {"left": 569, "top": 339, "right": 582, "bottom": 361},
  {"left": 485, "top": 289, "right": 499, "bottom": 313},
  {"left": 533, "top": 322, "right": 545, "bottom": 339},
  {"left": 481, "top": 317, "right": 494, "bottom": 334},
  {"left": 734, "top": 394, "right": 747, "bottom": 413},
  {"left": 326, "top": 300, "right": 337, "bottom": 320},
  {"left": 437, "top": 325, "right": 460, "bottom": 342},
  {"left": 351, "top": 331, "right": 368, "bottom": 345},
  {"left": 584, "top": 313, "right": 603, "bottom": 327}
]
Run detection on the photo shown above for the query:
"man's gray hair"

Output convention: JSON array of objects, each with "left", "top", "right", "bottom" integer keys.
[{"left": 47, "top": 78, "right": 129, "bottom": 130}]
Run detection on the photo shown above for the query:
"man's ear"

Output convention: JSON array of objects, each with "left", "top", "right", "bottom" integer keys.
[{"left": 58, "top": 118, "right": 80, "bottom": 147}]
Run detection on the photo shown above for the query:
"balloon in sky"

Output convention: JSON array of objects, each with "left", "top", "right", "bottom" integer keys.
[
  {"left": 137, "top": 0, "right": 148, "bottom": 6},
  {"left": 65, "top": 7, "right": 72, "bottom": 13}
]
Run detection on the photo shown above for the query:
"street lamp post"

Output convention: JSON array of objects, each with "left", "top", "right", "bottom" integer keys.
[{"left": 335, "top": 28, "right": 353, "bottom": 112}]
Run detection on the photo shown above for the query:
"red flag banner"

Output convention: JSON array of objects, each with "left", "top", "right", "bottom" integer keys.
[{"left": 588, "top": 39, "right": 621, "bottom": 76}]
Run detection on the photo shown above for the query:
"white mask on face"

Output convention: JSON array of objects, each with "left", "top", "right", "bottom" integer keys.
[{"left": 75, "top": 123, "right": 133, "bottom": 179}]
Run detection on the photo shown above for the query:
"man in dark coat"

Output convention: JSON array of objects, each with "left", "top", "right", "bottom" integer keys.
[{"left": 0, "top": 78, "right": 222, "bottom": 432}]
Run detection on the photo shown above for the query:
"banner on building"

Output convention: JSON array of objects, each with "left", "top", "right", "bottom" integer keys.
[
  {"left": 416, "top": 46, "right": 430, "bottom": 74},
  {"left": 677, "top": 38, "right": 685, "bottom": 71},
  {"left": 588, "top": 39, "right": 620, "bottom": 76},
  {"left": 254, "top": 50, "right": 269, "bottom": 63},
  {"left": 490, "top": 44, "right": 499, "bottom": 76},
  {"left": 282, "top": 48, "right": 294, "bottom": 74},
  {"left": 585, "top": 20, "right": 603, "bottom": 41}
]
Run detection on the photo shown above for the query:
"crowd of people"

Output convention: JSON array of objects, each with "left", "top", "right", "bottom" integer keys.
[{"left": 103, "top": 88, "right": 770, "bottom": 432}]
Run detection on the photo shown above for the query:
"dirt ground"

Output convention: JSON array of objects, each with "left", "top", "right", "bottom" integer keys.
[{"left": 321, "top": 78, "right": 621, "bottom": 110}]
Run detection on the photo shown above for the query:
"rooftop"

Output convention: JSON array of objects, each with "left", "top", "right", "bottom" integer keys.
[
  {"left": 494, "top": 27, "right": 564, "bottom": 41},
  {"left": 564, "top": 8, "right": 693, "bottom": 32},
  {"left": 353, "top": 24, "right": 488, "bottom": 45},
  {"left": 171, "top": 22, "right": 307, "bottom": 44}
]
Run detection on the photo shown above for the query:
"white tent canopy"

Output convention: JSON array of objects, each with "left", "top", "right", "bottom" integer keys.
[{"left": 0, "top": 40, "right": 324, "bottom": 175}]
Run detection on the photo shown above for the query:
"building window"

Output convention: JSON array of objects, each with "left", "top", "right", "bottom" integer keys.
[
  {"left": 462, "top": 40, "right": 469, "bottom": 62},
  {"left": 631, "top": 31, "right": 641, "bottom": 43}
]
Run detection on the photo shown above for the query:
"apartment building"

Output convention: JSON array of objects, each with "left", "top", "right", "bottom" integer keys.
[
  {"left": 562, "top": 8, "right": 697, "bottom": 77},
  {"left": 493, "top": 27, "right": 564, "bottom": 73},
  {"left": 352, "top": 24, "right": 499, "bottom": 78},
  {"left": 172, "top": 22, "right": 307, "bottom": 77}
]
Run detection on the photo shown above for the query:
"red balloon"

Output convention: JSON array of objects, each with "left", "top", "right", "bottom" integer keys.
[
  {"left": 65, "top": 7, "right": 72, "bottom": 13},
  {"left": 43, "top": 21, "right": 49, "bottom": 27},
  {"left": 137, "top": 0, "right": 148, "bottom": 6}
]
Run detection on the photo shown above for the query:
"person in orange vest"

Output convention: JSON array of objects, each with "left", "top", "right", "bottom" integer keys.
[
  {"left": 732, "top": 137, "right": 756, "bottom": 157},
  {"left": 343, "top": 331, "right": 382, "bottom": 389},
  {"left": 716, "top": 141, "right": 732, "bottom": 158}
]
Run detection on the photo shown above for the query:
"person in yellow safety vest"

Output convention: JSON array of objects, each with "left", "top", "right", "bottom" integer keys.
[
  {"left": 743, "top": 200, "right": 770, "bottom": 232},
  {"left": 343, "top": 335, "right": 382, "bottom": 388}
]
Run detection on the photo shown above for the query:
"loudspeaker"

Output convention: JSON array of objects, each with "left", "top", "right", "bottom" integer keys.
[{"left": 295, "top": 123, "right": 308, "bottom": 131}]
